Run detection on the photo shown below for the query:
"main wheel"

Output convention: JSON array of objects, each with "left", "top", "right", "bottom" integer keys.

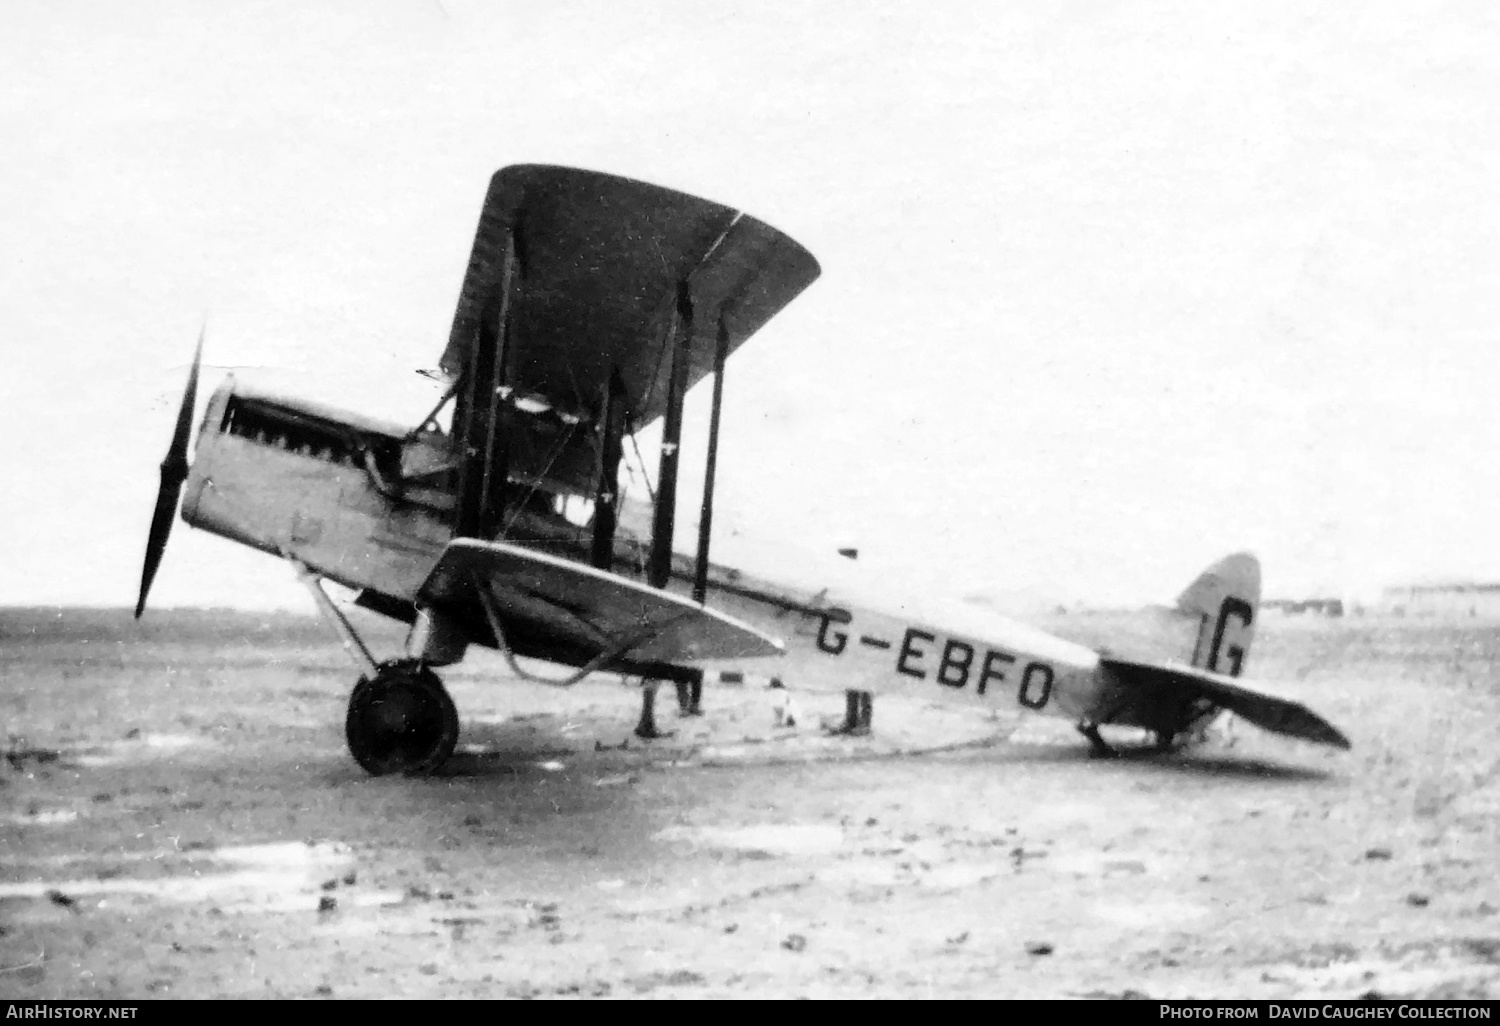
[{"left": 345, "top": 660, "right": 459, "bottom": 776}]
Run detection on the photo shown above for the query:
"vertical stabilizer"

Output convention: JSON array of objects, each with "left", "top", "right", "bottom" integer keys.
[{"left": 1176, "top": 552, "right": 1260, "bottom": 677}]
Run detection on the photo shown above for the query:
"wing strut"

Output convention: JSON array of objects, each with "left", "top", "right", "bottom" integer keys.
[
  {"left": 590, "top": 368, "right": 627, "bottom": 569},
  {"left": 692, "top": 313, "right": 730, "bottom": 603},
  {"left": 647, "top": 281, "right": 693, "bottom": 588},
  {"left": 454, "top": 231, "right": 517, "bottom": 540}
]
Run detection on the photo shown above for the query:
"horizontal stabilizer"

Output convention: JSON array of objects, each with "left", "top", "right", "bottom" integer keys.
[
  {"left": 1101, "top": 657, "right": 1351, "bottom": 750},
  {"left": 422, "top": 538, "right": 784, "bottom": 665}
]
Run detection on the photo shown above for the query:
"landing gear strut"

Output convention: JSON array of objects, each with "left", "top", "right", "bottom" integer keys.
[
  {"left": 345, "top": 659, "right": 460, "bottom": 776},
  {"left": 293, "top": 563, "right": 461, "bottom": 776}
]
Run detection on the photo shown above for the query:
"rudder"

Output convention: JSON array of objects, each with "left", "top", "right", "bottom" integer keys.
[{"left": 1176, "top": 552, "right": 1260, "bottom": 677}]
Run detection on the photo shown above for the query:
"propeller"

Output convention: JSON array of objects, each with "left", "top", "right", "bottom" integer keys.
[{"left": 135, "top": 330, "right": 204, "bottom": 618}]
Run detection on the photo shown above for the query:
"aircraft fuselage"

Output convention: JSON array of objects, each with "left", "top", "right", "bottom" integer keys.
[
  {"left": 685, "top": 574, "right": 1195, "bottom": 734},
  {"left": 178, "top": 376, "right": 1235, "bottom": 742}
]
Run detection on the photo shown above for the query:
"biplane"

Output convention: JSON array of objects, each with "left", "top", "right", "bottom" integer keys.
[{"left": 137, "top": 165, "right": 1349, "bottom": 774}]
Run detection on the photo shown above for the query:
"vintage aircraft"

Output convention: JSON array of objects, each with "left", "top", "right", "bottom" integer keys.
[
  {"left": 137, "top": 164, "right": 1349, "bottom": 774},
  {"left": 137, "top": 164, "right": 823, "bottom": 774}
]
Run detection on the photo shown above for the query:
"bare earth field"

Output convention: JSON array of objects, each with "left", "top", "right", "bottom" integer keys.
[{"left": 2, "top": 606, "right": 1498, "bottom": 1000}]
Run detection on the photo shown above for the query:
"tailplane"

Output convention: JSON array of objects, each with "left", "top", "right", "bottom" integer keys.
[{"left": 1176, "top": 552, "right": 1260, "bottom": 677}]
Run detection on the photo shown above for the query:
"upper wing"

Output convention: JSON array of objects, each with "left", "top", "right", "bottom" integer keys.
[
  {"left": 442, "top": 165, "right": 821, "bottom": 494},
  {"left": 420, "top": 537, "right": 784, "bottom": 667},
  {"left": 1100, "top": 657, "right": 1352, "bottom": 749}
]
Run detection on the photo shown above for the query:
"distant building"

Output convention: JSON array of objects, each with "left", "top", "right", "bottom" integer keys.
[
  {"left": 1378, "top": 581, "right": 1500, "bottom": 618},
  {"left": 1264, "top": 598, "right": 1345, "bottom": 617}
]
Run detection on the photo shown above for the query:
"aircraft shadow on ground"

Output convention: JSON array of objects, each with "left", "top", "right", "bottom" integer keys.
[
  {"left": 992, "top": 740, "right": 1334, "bottom": 782},
  {"left": 437, "top": 715, "right": 606, "bottom": 778},
  {"left": 315, "top": 709, "right": 1337, "bottom": 783}
]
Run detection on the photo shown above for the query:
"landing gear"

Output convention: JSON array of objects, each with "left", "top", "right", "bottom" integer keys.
[
  {"left": 826, "top": 689, "right": 873, "bottom": 737},
  {"left": 345, "top": 660, "right": 459, "bottom": 776},
  {"left": 292, "top": 565, "right": 461, "bottom": 776}
]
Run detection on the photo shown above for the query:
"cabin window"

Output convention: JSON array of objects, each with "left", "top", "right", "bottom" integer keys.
[{"left": 219, "top": 396, "right": 363, "bottom": 468}]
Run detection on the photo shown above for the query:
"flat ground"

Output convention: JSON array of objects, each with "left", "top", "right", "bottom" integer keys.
[{"left": 1, "top": 607, "right": 1497, "bottom": 999}]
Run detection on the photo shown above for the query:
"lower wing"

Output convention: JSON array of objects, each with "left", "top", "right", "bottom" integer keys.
[
  {"left": 421, "top": 538, "right": 785, "bottom": 666},
  {"left": 1100, "top": 657, "right": 1351, "bottom": 749}
]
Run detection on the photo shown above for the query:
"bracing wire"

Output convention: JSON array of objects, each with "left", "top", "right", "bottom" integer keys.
[
  {"left": 498, "top": 416, "right": 580, "bottom": 540},
  {"left": 626, "top": 431, "right": 656, "bottom": 505}
]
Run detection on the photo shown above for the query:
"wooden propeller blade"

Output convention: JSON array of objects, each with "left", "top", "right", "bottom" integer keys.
[{"left": 135, "top": 331, "right": 203, "bottom": 618}]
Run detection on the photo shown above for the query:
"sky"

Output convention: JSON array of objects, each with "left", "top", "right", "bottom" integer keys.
[{"left": 4, "top": 0, "right": 1499, "bottom": 611}]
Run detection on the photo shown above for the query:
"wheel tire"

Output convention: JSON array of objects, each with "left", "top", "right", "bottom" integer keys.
[{"left": 345, "top": 660, "right": 459, "bottom": 776}]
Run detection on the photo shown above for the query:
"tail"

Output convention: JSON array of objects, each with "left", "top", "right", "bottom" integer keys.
[
  {"left": 1096, "top": 552, "right": 1350, "bottom": 750},
  {"left": 1175, "top": 552, "right": 1260, "bottom": 678}
]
